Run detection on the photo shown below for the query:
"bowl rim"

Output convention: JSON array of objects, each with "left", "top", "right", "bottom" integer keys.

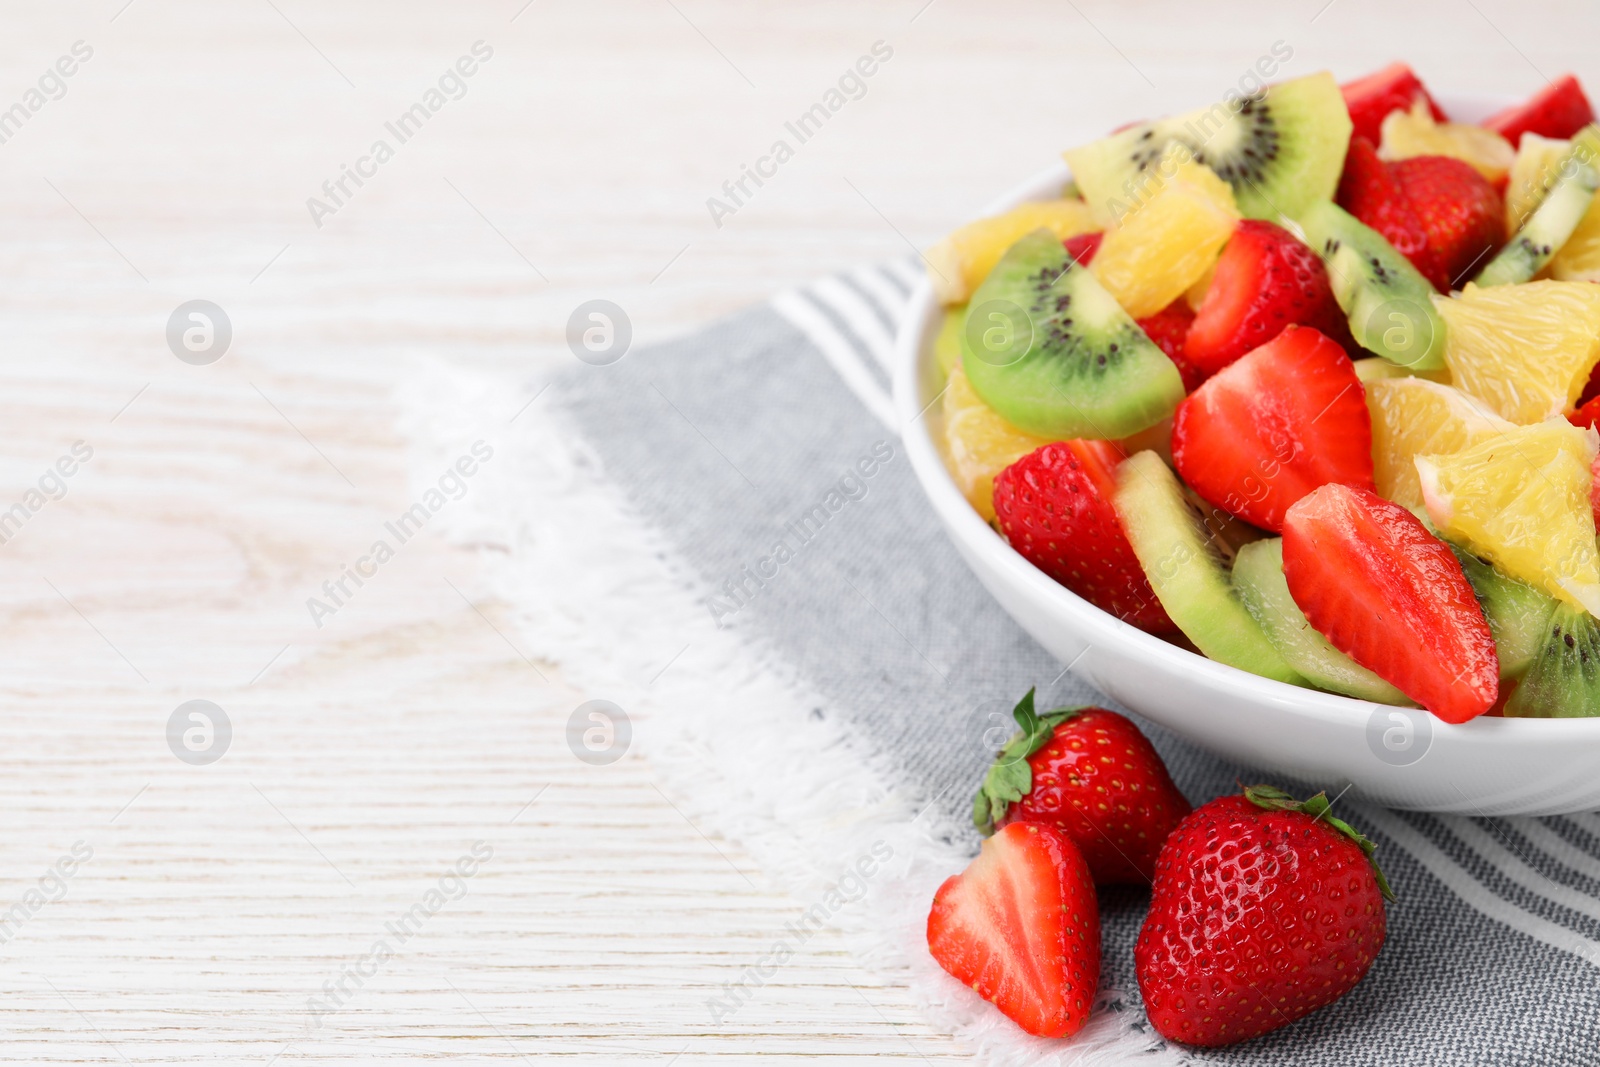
[{"left": 891, "top": 89, "right": 1600, "bottom": 740}]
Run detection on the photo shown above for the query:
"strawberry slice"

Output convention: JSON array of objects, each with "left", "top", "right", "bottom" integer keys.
[
  {"left": 1283, "top": 484, "right": 1498, "bottom": 722},
  {"left": 1137, "top": 300, "right": 1206, "bottom": 392},
  {"left": 1184, "top": 220, "right": 1349, "bottom": 375},
  {"left": 1569, "top": 394, "right": 1600, "bottom": 431},
  {"left": 1172, "top": 327, "right": 1373, "bottom": 532},
  {"left": 1391, "top": 155, "right": 1505, "bottom": 289},
  {"left": 1336, "top": 137, "right": 1449, "bottom": 291},
  {"left": 1063, "top": 230, "right": 1103, "bottom": 266},
  {"left": 1341, "top": 62, "right": 1448, "bottom": 146},
  {"left": 927, "top": 822, "right": 1100, "bottom": 1038},
  {"left": 1484, "top": 74, "right": 1596, "bottom": 147},
  {"left": 994, "top": 440, "right": 1174, "bottom": 632}
]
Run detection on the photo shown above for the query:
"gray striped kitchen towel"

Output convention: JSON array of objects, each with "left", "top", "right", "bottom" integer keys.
[{"left": 537, "top": 260, "right": 1600, "bottom": 1066}]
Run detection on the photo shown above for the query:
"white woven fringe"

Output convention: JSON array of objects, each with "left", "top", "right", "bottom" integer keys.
[{"left": 396, "top": 358, "right": 1185, "bottom": 1067}]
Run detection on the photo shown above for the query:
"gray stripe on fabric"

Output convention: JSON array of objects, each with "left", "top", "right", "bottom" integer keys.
[
  {"left": 549, "top": 286, "right": 1600, "bottom": 1067},
  {"left": 796, "top": 288, "right": 890, "bottom": 392}
]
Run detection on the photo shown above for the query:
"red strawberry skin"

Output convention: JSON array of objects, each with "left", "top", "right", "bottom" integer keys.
[
  {"left": 1484, "top": 74, "right": 1596, "bottom": 147},
  {"left": 1185, "top": 221, "right": 1348, "bottom": 375},
  {"left": 1391, "top": 155, "right": 1505, "bottom": 289},
  {"left": 1137, "top": 300, "right": 1206, "bottom": 392},
  {"left": 994, "top": 441, "right": 1173, "bottom": 632},
  {"left": 1340, "top": 62, "right": 1447, "bottom": 145},
  {"left": 1136, "top": 790, "right": 1388, "bottom": 1047},
  {"left": 1063, "top": 230, "right": 1103, "bottom": 266},
  {"left": 994, "top": 708, "right": 1191, "bottom": 885},
  {"left": 928, "top": 822, "right": 1101, "bottom": 1038},
  {"left": 1283, "top": 484, "right": 1498, "bottom": 722},
  {"left": 1337, "top": 136, "right": 1449, "bottom": 291},
  {"left": 1172, "top": 327, "right": 1374, "bottom": 532}
]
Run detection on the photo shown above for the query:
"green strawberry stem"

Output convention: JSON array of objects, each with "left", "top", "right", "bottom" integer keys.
[
  {"left": 1244, "top": 783, "right": 1397, "bottom": 901},
  {"left": 971, "top": 688, "right": 1090, "bottom": 835}
]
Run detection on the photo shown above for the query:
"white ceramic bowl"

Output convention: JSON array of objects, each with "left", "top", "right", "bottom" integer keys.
[{"left": 894, "top": 94, "right": 1600, "bottom": 816}]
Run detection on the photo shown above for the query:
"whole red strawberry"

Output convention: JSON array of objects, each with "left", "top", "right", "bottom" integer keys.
[
  {"left": 1136, "top": 785, "right": 1393, "bottom": 1047},
  {"left": 1390, "top": 155, "right": 1505, "bottom": 289},
  {"left": 1184, "top": 221, "right": 1348, "bottom": 376},
  {"left": 974, "top": 689, "right": 1191, "bottom": 884},
  {"left": 993, "top": 440, "right": 1173, "bottom": 633},
  {"left": 928, "top": 821, "right": 1100, "bottom": 1037},
  {"left": 1138, "top": 300, "right": 1207, "bottom": 392}
]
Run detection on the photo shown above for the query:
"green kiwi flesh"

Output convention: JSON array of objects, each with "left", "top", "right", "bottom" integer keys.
[{"left": 961, "top": 230, "right": 1183, "bottom": 440}]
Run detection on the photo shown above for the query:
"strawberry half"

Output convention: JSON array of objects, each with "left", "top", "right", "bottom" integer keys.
[
  {"left": 1283, "top": 483, "right": 1498, "bottom": 722},
  {"left": 1484, "top": 74, "right": 1596, "bottom": 147},
  {"left": 973, "top": 689, "right": 1191, "bottom": 885},
  {"left": 1063, "top": 230, "right": 1103, "bottom": 266},
  {"left": 1136, "top": 785, "right": 1391, "bottom": 1047},
  {"left": 927, "top": 821, "right": 1101, "bottom": 1038},
  {"left": 1137, "top": 300, "right": 1206, "bottom": 392},
  {"left": 994, "top": 440, "right": 1173, "bottom": 632},
  {"left": 1337, "top": 136, "right": 1449, "bottom": 290},
  {"left": 1340, "top": 62, "right": 1447, "bottom": 146},
  {"left": 1391, "top": 155, "right": 1505, "bottom": 289},
  {"left": 1171, "top": 327, "right": 1373, "bottom": 532},
  {"left": 1184, "top": 221, "right": 1348, "bottom": 375}
]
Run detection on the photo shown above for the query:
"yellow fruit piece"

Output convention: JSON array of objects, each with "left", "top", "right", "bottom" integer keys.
[
  {"left": 925, "top": 200, "right": 1099, "bottom": 305},
  {"left": 1433, "top": 281, "right": 1600, "bottom": 424},
  {"left": 1380, "top": 99, "right": 1515, "bottom": 184},
  {"left": 1505, "top": 132, "right": 1572, "bottom": 231},
  {"left": 1416, "top": 420, "right": 1600, "bottom": 613},
  {"left": 1367, "top": 378, "right": 1512, "bottom": 509},
  {"left": 1351, "top": 358, "right": 1451, "bottom": 386},
  {"left": 1091, "top": 146, "right": 1240, "bottom": 319},
  {"left": 942, "top": 360, "right": 1053, "bottom": 521}
]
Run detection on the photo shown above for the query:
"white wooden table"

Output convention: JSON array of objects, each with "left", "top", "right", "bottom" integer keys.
[{"left": 0, "top": 0, "right": 1591, "bottom": 1060}]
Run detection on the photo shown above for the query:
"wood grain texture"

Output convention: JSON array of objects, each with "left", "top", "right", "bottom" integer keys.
[{"left": 0, "top": 0, "right": 1595, "bottom": 1060}]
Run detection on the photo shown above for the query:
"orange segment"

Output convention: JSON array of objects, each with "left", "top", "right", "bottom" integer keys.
[
  {"left": 1090, "top": 147, "right": 1240, "bottom": 320},
  {"left": 1380, "top": 99, "right": 1515, "bottom": 185},
  {"left": 942, "top": 360, "right": 1054, "bottom": 521},
  {"left": 1433, "top": 281, "right": 1600, "bottom": 424},
  {"left": 1417, "top": 420, "right": 1600, "bottom": 613},
  {"left": 1366, "top": 378, "right": 1512, "bottom": 509}
]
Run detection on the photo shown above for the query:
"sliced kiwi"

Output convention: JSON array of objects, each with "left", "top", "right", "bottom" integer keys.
[
  {"left": 961, "top": 229, "right": 1184, "bottom": 439},
  {"left": 1295, "top": 201, "right": 1447, "bottom": 372},
  {"left": 1113, "top": 450, "right": 1304, "bottom": 684},
  {"left": 1233, "top": 539, "right": 1410, "bottom": 704},
  {"left": 1447, "top": 544, "right": 1559, "bottom": 680},
  {"left": 1504, "top": 604, "right": 1600, "bottom": 717},
  {"left": 1475, "top": 154, "right": 1599, "bottom": 287},
  {"left": 1064, "top": 72, "right": 1351, "bottom": 223}
]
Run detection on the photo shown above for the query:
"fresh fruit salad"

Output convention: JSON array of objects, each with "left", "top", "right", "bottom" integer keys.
[{"left": 928, "top": 64, "right": 1600, "bottom": 722}]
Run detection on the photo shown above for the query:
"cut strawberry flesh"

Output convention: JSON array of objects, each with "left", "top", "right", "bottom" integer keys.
[
  {"left": 1172, "top": 327, "right": 1374, "bottom": 532},
  {"left": 994, "top": 440, "right": 1174, "bottom": 632},
  {"left": 1186, "top": 220, "right": 1349, "bottom": 374},
  {"left": 1341, "top": 62, "right": 1448, "bottom": 146},
  {"left": 1283, "top": 484, "right": 1498, "bottom": 723},
  {"left": 927, "top": 823, "right": 1100, "bottom": 1038},
  {"left": 1483, "top": 74, "right": 1596, "bottom": 147}
]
